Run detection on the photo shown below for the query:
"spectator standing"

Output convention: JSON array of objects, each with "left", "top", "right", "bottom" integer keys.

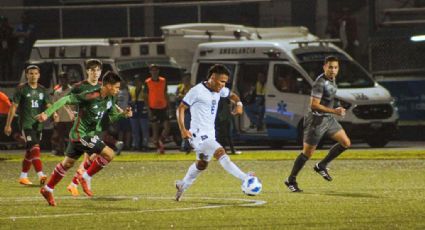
[
  {"left": 215, "top": 97, "right": 241, "bottom": 155},
  {"left": 116, "top": 78, "right": 132, "bottom": 151},
  {"left": 176, "top": 72, "right": 192, "bottom": 153},
  {"left": 144, "top": 64, "right": 170, "bottom": 154},
  {"left": 128, "top": 75, "right": 149, "bottom": 151},
  {"left": 50, "top": 72, "right": 73, "bottom": 156}
]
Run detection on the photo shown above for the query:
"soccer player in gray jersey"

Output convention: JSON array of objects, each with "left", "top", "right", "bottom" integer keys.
[{"left": 284, "top": 56, "right": 351, "bottom": 192}]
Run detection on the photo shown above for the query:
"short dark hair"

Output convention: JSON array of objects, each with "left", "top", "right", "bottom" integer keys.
[
  {"left": 102, "top": 71, "right": 122, "bottom": 85},
  {"left": 324, "top": 56, "right": 339, "bottom": 65},
  {"left": 207, "top": 64, "right": 230, "bottom": 79},
  {"left": 85, "top": 59, "right": 103, "bottom": 70},
  {"left": 25, "top": 65, "right": 40, "bottom": 73}
]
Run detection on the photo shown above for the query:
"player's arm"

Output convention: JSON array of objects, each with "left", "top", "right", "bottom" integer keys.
[
  {"left": 310, "top": 97, "right": 345, "bottom": 116},
  {"left": 109, "top": 104, "right": 132, "bottom": 123},
  {"left": 4, "top": 103, "right": 18, "bottom": 136},
  {"left": 176, "top": 102, "right": 191, "bottom": 139},
  {"left": 36, "top": 94, "right": 77, "bottom": 122},
  {"left": 229, "top": 92, "right": 243, "bottom": 115}
]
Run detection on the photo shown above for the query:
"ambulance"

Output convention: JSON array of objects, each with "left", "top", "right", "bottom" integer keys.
[
  {"left": 188, "top": 26, "right": 398, "bottom": 147},
  {"left": 12, "top": 37, "right": 185, "bottom": 146}
]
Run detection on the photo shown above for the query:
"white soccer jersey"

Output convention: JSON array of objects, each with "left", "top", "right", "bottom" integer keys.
[{"left": 182, "top": 82, "right": 230, "bottom": 138}]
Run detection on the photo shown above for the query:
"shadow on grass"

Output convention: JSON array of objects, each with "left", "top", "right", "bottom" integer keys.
[{"left": 318, "top": 191, "right": 381, "bottom": 198}]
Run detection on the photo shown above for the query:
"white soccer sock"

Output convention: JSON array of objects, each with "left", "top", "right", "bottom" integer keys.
[
  {"left": 218, "top": 155, "right": 247, "bottom": 181},
  {"left": 182, "top": 163, "right": 202, "bottom": 190},
  {"left": 37, "top": 171, "right": 45, "bottom": 177},
  {"left": 44, "top": 185, "right": 54, "bottom": 192},
  {"left": 20, "top": 172, "right": 28, "bottom": 178}
]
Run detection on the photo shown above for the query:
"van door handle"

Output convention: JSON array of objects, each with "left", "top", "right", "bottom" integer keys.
[{"left": 267, "top": 94, "right": 276, "bottom": 98}]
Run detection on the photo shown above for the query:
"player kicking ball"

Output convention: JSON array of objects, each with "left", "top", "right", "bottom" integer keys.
[
  {"left": 175, "top": 64, "right": 254, "bottom": 201},
  {"left": 36, "top": 72, "right": 132, "bottom": 206},
  {"left": 284, "top": 56, "right": 351, "bottom": 192}
]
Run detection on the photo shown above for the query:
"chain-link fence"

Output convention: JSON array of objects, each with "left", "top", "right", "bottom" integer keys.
[{"left": 369, "top": 36, "right": 425, "bottom": 77}]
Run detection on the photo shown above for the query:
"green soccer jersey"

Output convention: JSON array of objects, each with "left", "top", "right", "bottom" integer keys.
[
  {"left": 13, "top": 83, "right": 50, "bottom": 131},
  {"left": 44, "top": 88, "right": 124, "bottom": 141},
  {"left": 69, "top": 80, "right": 101, "bottom": 95}
]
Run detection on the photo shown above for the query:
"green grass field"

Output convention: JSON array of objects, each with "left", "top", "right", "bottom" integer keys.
[{"left": 1, "top": 149, "right": 425, "bottom": 229}]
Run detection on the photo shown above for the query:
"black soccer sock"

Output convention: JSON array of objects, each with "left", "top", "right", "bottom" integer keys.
[
  {"left": 318, "top": 143, "right": 347, "bottom": 168},
  {"left": 288, "top": 153, "right": 309, "bottom": 182}
]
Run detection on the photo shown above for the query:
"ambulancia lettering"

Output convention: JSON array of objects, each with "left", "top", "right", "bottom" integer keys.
[{"left": 219, "top": 47, "right": 256, "bottom": 55}]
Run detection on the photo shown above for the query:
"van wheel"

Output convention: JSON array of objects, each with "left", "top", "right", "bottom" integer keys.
[{"left": 366, "top": 135, "right": 390, "bottom": 148}]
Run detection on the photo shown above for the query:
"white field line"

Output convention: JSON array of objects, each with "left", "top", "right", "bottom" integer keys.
[{"left": 0, "top": 196, "right": 266, "bottom": 220}]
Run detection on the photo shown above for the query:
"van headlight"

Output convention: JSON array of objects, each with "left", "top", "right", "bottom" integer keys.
[{"left": 339, "top": 99, "right": 352, "bottom": 109}]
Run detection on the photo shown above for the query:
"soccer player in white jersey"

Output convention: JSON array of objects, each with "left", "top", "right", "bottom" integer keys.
[{"left": 175, "top": 64, "right": 253, "bottom": 201}]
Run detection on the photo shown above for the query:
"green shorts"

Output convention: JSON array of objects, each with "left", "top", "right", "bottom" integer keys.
[{"left": 22, "top": 129, "right": 42, "bottom": 149}]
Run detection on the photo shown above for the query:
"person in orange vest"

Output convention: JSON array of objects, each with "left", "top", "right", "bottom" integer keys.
[{"left": 143, "top": 64, "right": 170, "bottom": 154}]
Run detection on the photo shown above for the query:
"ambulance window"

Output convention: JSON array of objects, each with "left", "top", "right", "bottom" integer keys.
[
  {"left": 101, "top": 64, "right": 113, "bottom": 77},
  {"left": 273, "top": 64, "right": 310, "bottom": 95},
  {"left": 196, "top": 63, "right": 235, "bottom": 88},
  {"left": 62, "top": 64, "right": 84, "bottom": 85},
  {"left": 34, "top": 63, "right": 56, "bottom": 88},
  {"left": 236, "top": 63, "right": 268, "bottom": 104}
]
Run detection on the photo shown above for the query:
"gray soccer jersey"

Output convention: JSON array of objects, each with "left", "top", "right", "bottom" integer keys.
[
  {"left": 304, "top": 73, "right": 342, "bottom": 146},
  {"left": 310, "top": 74, "right": 337, "bottom": 116}
]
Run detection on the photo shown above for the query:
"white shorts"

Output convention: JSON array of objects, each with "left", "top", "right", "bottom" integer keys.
[{"left": 189, "top": 131, "right": 222, "bottom": 162}]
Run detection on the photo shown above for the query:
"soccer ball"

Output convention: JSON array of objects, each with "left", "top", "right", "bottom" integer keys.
[{"left": 241, "top": 176, "right": 262, "bottom": 196}]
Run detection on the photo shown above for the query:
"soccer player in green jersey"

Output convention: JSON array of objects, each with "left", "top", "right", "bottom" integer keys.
[
  {"left": 37, "top": 72, "right": 132, "bottom": 206},
  {"left": 4, "top": 65, "right": 53, "bottom": 186},
  {"left": 65, "top": 59, "right": 124, "bottom": 197}
]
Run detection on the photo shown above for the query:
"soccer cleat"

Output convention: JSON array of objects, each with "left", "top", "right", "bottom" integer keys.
[
  {"left": 39, "top": 175, "right": 47, "bottom": 186},
  {"left": 40, "top": 187, "right": 56, "bottom": 206},
  {"left": 175, "top": 180, "right": 185, "bottom": 201},
  {"left": 314, "top": 163, "right": 333, "bottom": 181},
  {"left": 115, "top": 141, "right": 124, "bottom": 156},
  {"left": 284, "top": 180, "right": 303, "bottom": 192},
  {"left": 67, "top": 183, "right": 80, "bottom": 197},
  {"left": 77, "top": 174, "right": 93, "bottom": 197},
  {"left": 19, "top": 177, "right": 33, "bottom": 185}
]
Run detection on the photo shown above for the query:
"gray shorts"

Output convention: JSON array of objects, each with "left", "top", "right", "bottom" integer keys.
[{"left": 303, "top": 113, "right": 342, "bottom": 146}]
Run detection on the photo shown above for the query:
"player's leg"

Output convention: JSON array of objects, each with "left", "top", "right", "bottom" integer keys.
[
  {"left": 175, "top": 158, "right": 207, "bottom": 201},
  {"left": 213, "top": 144, "right": 249, "bottom": 181},
  {"left": 285, "top": 143, "right": 316, "bottom": 192},
  {"left": 18, "top": 130, "right": 33, "bottom": 185},
  {"left": 314, "top": 118, "right": 351, "bottom": 181},
  {"left": 67, "top": 152, "right": 93, "bottom": 196},
  {"left": 40, "top": 155, "right": 78, "bottom": 206},
  {"left": 79, "top": 137, "right": 114, "bottom": 196},
  {"left": 285, "top": 114, "right": 322, "bottom": 192},
  {"left": 27, "top": 130, "right": 47, "bottom": 185}
]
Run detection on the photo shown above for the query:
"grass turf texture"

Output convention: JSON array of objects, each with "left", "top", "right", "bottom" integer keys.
[{"left": 0, "top": 150, "right": 425, "bottom": 229}]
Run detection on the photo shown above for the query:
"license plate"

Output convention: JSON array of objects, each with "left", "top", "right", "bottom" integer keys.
[{"left": 370, "top": 122, "right": 383, "bottom": 129}]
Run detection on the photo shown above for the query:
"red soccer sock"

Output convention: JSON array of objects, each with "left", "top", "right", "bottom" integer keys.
[
  {"left": 47, "top": 163, "right": 68, "bottom": 189},
  {"left": 30, "top": 146, "right": 43, "bottom": 172},
  {"left": 22, "top": 150, "right": 32, "bottom": 173},
  {"left": 86, "top": 156, "right": 110, "bottom": 177},
  {"left": 83, "top": 158, "right": 93, "bottom": 170},
  {"left": 71, "top": 172, "right": 79, "bottom": 185}
]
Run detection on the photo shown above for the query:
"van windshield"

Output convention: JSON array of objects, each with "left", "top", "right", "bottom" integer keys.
[
  {"left": 117, "top": 59, "right": 183, "bottom": 86},
  {"left": 300, "top": 60, "right": 375, "bottom": 88}
]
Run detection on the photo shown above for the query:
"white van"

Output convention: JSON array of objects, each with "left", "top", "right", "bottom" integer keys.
[
  {"left": 191, "top": 38, "right": 399, "bottom": 147},
  {"left": 11, "top": 37, "right": 185, "bottom": 146}
]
